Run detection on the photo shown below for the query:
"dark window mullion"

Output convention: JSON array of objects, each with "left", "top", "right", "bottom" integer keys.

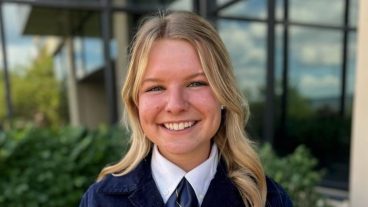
[
  {"left": 280, "top": 0, "right": 289, "bottom": 143},
  {"left": 340, "top": 0, "right": 350, "bottom": 117},
  {"left": 101, "top": 0, "right": 118, "bottom": 124},
  {"left": 0, "top": 2, "right": 13, "bottom": 122},
  {"left": 265, "top": 0, "right": 276, "bottom": 143}
]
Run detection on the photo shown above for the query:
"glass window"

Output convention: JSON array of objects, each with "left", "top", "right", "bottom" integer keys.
[
  {"left": 218, "top": 0, "right": 267, "bottom": 19},
  {"left": 74, "top": 38, "right": 85, "bottom": 77},
  {"left": 113, "top": 0, "right": 173, "bottom": 7},
  {"left": 283, "top": 26, "right": 350, "bottom": 189},
  {"left": 276, "top": 0, "right": 285, "bottom": 21},
  {"left": 290, "top": 0, "right": 344, "bottom": 25},
  {"left": 346, "top": 32, "right": 356, "bottom": 116},
  {"left": 73, "top": 37, "right": 104, "bottom": 78},
  {"left": 217, "top": 0, "right": 284, "bottom": 20},
  {"left": 217, "top": 0, "right": 234, "bottom": 5},
  {"left": 289, "top": 27, "right": 342, "bottom": 111},
  {"left": 84, "top": 38, "right": 104, "bottom": 73},
  {"left": 168, "top": 0, "right": 192, "bottom": 11},
  {"left": 218, "top": 20, "right": 267, "bottom": 139},
  {"left": 110, "top": 39, "right": 118, "bottom": 60},
  {"left": 350, "top": 0, "right": 358, "bottom": 27},
  {"left": 71, "top": 10, "right": 104, "bottom": 79},
  {"left": 54, "top": 46, "right": 68, "bottom": 81}
]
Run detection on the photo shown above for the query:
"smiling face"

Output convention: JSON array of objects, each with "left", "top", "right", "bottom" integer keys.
[{"left": 137, "top": 39, "right": 222, "bottom": 170}]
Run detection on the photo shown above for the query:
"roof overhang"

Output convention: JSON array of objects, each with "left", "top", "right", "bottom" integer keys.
[{"left": 21, "top": 6, "right": 101, "bottom": 37}]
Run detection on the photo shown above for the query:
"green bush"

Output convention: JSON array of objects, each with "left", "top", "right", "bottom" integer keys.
[
  {"left": 0, "top": 126, "right": 129, "bottom": 207},
  {"left": 259, "top": 143, "right": 330, "bottom": 207},
  {"left": 0, "top": 126, "right": 327, "bottom": 206}
]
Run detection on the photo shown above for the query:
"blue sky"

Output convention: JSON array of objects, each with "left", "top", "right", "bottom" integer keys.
[{"left": 1, "top": 3, "right": 38, "bottom": 70}]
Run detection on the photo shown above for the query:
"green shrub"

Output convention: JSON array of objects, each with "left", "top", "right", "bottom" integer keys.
[
  {"left": 259, "top": 143, "right": 330, "bottom": 207},
  {"left": 0, "top": 126, "right": 129, "bottom": 207}
]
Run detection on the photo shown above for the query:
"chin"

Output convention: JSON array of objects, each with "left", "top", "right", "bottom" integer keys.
[{"left": 161, "top": 143, "right": 196, "bottom": 154}]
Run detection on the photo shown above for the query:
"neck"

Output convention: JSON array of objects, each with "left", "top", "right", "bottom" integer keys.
[{"left": 158, "top": 145, "right": 211, "bottom": 172}]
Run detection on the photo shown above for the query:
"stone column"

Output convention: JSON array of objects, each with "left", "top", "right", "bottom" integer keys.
[
  {"left": 113, "top": 0, "right": 129, "bottom": 122},
  {"left": 65, "top": 37, "right": 80, "bottom": 126}
]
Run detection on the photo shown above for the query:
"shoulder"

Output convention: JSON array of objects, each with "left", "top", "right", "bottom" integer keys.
[
  {"left": 79, "top": 174, "right": 138, "bottom": 207},
  {"left": 79, "top": 159, "right": 150, "bottom": 207},
  {"left": 265, "top": 177, "right": 293, "bottom": 207}
]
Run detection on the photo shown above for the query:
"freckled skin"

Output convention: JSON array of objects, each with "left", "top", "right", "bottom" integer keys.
[{"left": 138, "top": 39, "right": 221, "bottom": 171}]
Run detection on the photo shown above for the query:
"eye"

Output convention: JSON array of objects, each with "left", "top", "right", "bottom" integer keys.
[
  {"left": 188, "top": 81, "right": 208, "bottom": 87},
  {"left": 145, "top": 86, "right": 164, "bottom": 92}
]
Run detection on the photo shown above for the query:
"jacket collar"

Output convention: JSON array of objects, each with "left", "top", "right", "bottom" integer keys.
[
  {"left": 97, "top": 155, "right": 165, "bottom": 207},
  {"left": 96, "top": 155, "right": 244, "bottom": 207}
]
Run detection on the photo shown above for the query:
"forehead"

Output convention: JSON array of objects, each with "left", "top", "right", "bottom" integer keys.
[
  {"left": 149, "top": 39, "right": 200, "bottom": 64},
  {"left": 143, "top": 39, "right": 203, "bottom": 77}
]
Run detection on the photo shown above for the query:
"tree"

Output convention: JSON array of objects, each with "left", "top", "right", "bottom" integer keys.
[{"left": 0, "top": 46, "right": 68, "bottom": 128}]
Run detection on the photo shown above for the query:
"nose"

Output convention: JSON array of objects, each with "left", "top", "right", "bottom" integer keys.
[{"left": 165, "top": 87, "right": 188, "bottom": 114}]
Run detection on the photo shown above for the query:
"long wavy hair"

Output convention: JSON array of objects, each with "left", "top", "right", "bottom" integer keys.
[{"left": 98, "top": 11, "right": 266, "bottom": 207}]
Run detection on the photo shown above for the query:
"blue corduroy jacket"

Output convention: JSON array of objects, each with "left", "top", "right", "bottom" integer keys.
[{"left": 80, "top": 156, "right": 292, "bottom": 207}]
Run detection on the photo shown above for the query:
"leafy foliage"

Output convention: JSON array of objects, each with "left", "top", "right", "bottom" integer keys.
[
  {"left": 259, "top": 143, "right": 330, "bottom": 207},
  {"left": 0, "top": 126, "right": 129, "bottom": 207}
]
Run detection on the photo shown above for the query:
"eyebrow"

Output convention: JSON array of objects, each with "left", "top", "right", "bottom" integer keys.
[{"left": 141, "top": 72, "right": 206, "bottom": 84}]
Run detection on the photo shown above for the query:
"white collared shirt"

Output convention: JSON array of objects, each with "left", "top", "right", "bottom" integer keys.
[{"left": 151, "top": 144, "right": 219, "bottom": 205}]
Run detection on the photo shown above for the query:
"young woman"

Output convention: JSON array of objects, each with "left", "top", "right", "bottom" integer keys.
[{"left": 80, "top": 11, "right": 292, "bottom": 207}]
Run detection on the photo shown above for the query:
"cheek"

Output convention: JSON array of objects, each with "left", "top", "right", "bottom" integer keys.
[
  {"left": 190, "top": 90, "right": 220, "bottom": 109},
  {"left": 190, "top": 90, "right": 222, "bottom": 130},
  {"left": 138, "top": 95, "right": 162, "bottom": 121}
]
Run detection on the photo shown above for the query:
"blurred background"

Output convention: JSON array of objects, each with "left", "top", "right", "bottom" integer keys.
[{"left": 0, "top": 0, "right": 366, "bottom": 206}]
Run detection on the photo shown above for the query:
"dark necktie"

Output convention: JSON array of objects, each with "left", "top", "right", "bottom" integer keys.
[{"left": 165, "top": 178, "right": 199, "bottom": 207}]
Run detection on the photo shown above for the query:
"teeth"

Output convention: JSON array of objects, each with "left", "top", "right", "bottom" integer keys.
[{"left": 164, "top": 121, "right": 195, "bottom": 131}]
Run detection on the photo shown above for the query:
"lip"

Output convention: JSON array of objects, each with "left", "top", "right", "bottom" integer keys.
[{"left": 160, "top": 119, "right": 198, "bottom": 124}]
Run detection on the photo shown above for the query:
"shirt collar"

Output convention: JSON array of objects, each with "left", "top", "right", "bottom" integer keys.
[{"left": 151, "top": 144, "right": 219, "bottom": 205}]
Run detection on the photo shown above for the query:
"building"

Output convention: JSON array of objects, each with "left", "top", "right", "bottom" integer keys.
[{"left": 0, "top": 0, "right": 367, "bottom": 206}]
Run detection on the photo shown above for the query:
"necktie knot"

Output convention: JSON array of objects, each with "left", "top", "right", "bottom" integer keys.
[{"left": 165, "top": 178, "right": 199, "bottom": 207}]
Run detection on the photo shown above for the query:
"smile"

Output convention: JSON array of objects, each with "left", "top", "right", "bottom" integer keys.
[{"left": 163, "top": 121, "right": 196, "bottom": 131}]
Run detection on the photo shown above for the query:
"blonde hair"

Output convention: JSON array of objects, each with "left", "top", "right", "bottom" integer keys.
[{"left": 98, "top": 11, "right": 266, "bottom": 207}]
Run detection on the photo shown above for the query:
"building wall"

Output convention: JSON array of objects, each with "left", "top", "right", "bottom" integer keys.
[
  {"left": 77, "top": 81, "right": 108, "bottom": 128},
  {"left": 349, "top": 0, "right": 368, "bottom": 205}
]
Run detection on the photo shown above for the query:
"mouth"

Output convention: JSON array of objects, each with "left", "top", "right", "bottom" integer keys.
[{"left": 162, "top": 121, "right": 197, "bottom": 131}]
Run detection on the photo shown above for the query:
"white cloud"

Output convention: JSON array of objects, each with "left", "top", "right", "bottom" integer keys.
[
  {"left": 300, "top": 74, "right": 340, "bottom": 98},
  {"left": 169, "top": 0, "right": 191, "bottom": 11},
  {"left": 220, "top": 21, "right": 266, "bottom": 64},
  {"left": 219, "top": 0, "right": 267, "bottom": 18},
  {"left": 219, "top": 21, "right": 267, "bottom": 101},
  {"left": 290, "top": 27, "right": 342, "bottom": 67},
  {"left": 290, "top": 1, "right": 344, "bottom": 25},
  {"left": 300, "top": 43, "right": 341, "bottom": 66}
]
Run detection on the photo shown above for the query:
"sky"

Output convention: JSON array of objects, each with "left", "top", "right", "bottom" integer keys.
[{"left": 1, "top": 3, "right": 39, "bottom": 70}]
